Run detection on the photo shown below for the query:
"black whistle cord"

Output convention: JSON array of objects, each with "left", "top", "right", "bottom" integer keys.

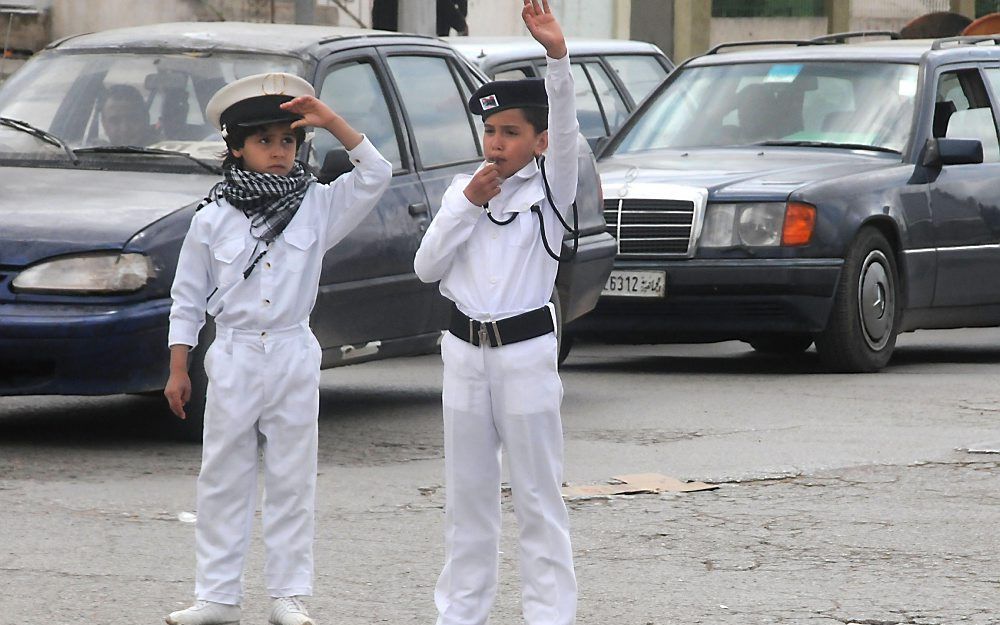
[
  {"left": 480, "top": 156, "right": 580, "bottom": 262},
  {"left": 534, "top": 156, "right": 580, "bottom": 262}
]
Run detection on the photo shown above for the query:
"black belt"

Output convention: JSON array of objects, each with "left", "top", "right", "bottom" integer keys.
[{"left": 448, "top": 304, "right": 554, "bottom": 347}]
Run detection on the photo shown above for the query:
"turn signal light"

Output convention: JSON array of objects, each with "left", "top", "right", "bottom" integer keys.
[{"left": 782, "top": 202, "right": 816, "bottom": 246}]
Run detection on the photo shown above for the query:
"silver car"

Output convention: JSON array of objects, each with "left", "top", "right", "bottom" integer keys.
[{"left": 447, "top": 36, "right": 673, "bottom": 148}]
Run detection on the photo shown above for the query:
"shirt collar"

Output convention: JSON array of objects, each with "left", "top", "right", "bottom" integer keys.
[{"left": 512, "top": 157, "right": 540, "bottom": 180}]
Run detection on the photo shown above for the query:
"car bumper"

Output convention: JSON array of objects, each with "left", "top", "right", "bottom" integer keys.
[
  {"left": 571, "top": 258, "right": 843, "bottom": 342},
  {"left": 556, "top": 231, "right": 617, "bottom": 323},
  {"left": 0, "top": 299, "right": 172, "bottom": 395}
]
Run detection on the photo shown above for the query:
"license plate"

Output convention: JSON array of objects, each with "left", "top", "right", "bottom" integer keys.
[{"left": 602, "top": 270, "right": 666, "bottom": 298}]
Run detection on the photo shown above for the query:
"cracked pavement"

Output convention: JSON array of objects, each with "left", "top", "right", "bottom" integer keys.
[{"left": 1, "top": 328, "right": 998, "bottom": 624}]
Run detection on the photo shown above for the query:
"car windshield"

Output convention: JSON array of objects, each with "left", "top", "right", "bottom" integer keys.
[
  {"left": 612, "top": 61, "right": 919, "bottom": 155},
  {"left": 0, "top": 51, "right": 305, "bottom": 165}
]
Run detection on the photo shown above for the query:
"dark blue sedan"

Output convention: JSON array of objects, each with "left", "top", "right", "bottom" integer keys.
[{"left": 0, "top": 22, "right": 615, "bottom": 438}]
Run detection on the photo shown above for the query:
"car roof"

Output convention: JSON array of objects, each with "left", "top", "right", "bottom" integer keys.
[
  {"left": 47, "top": 21, "right": 442, "bottom": 58},
  {"left": 686, "top": 37, "right": 1000, "bottom": 67},
  {"left": 445, "top": 36, "right": 667, "bottom": 66}
]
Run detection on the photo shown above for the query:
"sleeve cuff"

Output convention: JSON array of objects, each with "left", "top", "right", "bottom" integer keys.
[
  {"left": 546, "top": 53, "right": 571, "bottom": 70},
  {"left": 346, "top": 135, "right": 383, "bottom": 166},
  {"left": 443, "top": 183, "right": 483, "bottom": 222},
  {"left": 167, "top": 319, "right": 200, "bottom": 349}
]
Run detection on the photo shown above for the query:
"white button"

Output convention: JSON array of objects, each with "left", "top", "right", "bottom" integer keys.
[
  {"left": 265, "top": 262, "right": 272, "bottom": 269},
  {"left": 489, "top": 277, "right": 498, "bottom": 285},
  {"left": 264, "top": 299, "right": 271, "bottom": 305},
  {"left": 261, "top": 331, "right": 267, "bottom": 337}
]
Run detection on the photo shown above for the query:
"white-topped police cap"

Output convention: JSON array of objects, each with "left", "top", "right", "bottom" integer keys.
[{"left": 206, "top": 72, "right": 315, "bottom": 133}]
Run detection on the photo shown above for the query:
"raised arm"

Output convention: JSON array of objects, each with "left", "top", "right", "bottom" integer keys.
[
  {"left": 524, "top": 0, "right": 578, "bottom": 212},
  {"left": 281, "top": 95, "right": 392, "bottom": 248}
]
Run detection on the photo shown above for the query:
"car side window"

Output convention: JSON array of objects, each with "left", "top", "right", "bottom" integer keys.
[
  {"left": 569, "top": 63, "right": 608, "bottom": 137},
  {"left": 494, "top": 66, "right": 533, "bottom": 81},
  {"left": 605, "top": 55, "right": 669, "bottom": 103},
  {"left": 584, "top": 62, "right": 629, "bottom": 131},
  {"left": 936, "top": 69, "right": 1000, "bottom": 163},
  {"left": 314, "top": 60, "right": 402, "bottom": 170},
  {"left": 387, "top": 55, "right": 480, "bottom": 168}
]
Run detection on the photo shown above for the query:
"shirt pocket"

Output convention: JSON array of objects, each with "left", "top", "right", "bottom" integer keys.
[
  {"left": 212, "top": 235, "right": 247, "bottom": 286},
  {"left": 509, "top": 211, "right": 537, "bottom": 249},
  {"left": 280, "top": 228, "right": 318, "bottom": 273}
]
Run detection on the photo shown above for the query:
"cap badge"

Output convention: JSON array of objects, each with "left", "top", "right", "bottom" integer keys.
[
  {"left": 261, "top": 73, "right": 288, "bottom": 95},
  {"left": 479, "top": 94, "right": 499, "bottom": 111}
]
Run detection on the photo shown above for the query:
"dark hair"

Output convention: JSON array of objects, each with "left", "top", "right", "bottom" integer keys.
[
  {"left": 103, "top": 84, "right": 146, "bottom": 110},
  {"left": 521, "top": 106, "right": 548, "bottom": 134},
  {"left": 221, "top": 122, "right": 306, "bottom": 169}
]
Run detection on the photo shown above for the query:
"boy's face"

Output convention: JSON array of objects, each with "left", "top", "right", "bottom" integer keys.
[
  {"left": 482, "top": 108, "right": 548, "bottom": 179},
  {"left": 232, "top": 122, "right": 297, "bottom": 176}
]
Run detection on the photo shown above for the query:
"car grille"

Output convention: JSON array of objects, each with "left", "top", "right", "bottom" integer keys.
[{"left": 604, "top": 198, "right": 696, "bottom": 258}]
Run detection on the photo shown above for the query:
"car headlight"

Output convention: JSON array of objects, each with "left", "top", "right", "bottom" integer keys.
[
  {"left": 699, "top": 202, "right": 815, "bottom": 248},
  {"left": 12, "top": 252, "right": 153, "bottom": 294}
]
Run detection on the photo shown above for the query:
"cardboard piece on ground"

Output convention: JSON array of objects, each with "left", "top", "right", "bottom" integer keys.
[{"left": 561, "top": 472, "right": 717, "bottom": 499}]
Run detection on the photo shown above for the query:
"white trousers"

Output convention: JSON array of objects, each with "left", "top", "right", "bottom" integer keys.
[
  {"left": 194, "top": 323, "right": 321, "bottom": 605},
  {"left": 435, "top": 331, "right": 577, "bottom": 625}
]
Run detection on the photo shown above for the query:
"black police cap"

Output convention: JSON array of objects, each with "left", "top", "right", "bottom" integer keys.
[{"left": 468, "top": 78, "right": 547, "bottom": 118}]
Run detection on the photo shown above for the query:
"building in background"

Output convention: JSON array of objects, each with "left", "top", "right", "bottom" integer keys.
[{"left": 5, "top": 0, "right": 1000, "bottom": 85}]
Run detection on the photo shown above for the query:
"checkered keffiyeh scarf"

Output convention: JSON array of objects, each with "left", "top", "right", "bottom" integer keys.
[{"left": 205, "top": 162, "right": 316, "bottom": 242}]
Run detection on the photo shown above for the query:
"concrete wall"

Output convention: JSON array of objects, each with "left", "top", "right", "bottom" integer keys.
[{"left": 711, "top": 17, "right": 828, "bottom": 48}]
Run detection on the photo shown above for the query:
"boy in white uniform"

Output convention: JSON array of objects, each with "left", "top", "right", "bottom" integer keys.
[
  {"left": 413, "top": 2, "right": 579, "bottom": 624},
  {"left": 163, "top": 73, "right": 391, "bottom": 625}
]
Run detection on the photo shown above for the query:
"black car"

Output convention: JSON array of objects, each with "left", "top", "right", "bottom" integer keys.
[
  {"left": 0, "top": 22, "right": 615, "bottom": 437},
  {"left": 576, "top": 34, "right": 1000, "bottom": 372}
]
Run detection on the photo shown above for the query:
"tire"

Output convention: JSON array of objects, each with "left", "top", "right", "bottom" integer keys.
[
  {"left": 815, "top": 227, "right": 900, "bottom": 372},
  {"left": 550, "top": 289, "right": 573, "bottom": 364},
  {"left": 748, "top": 334, "right": 813, "bottom": 354},
  {"left": 163, "top": 320, "right": 213, "bottom": 442}
]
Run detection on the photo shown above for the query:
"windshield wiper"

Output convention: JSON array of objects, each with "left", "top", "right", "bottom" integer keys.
[
  {"left": 74, "top": 145, "right": 223, "bottom": 175},
  {"left": 0, "top": 116, "right": 79, "bottom": 164},
  {"left": 753, "top": 140, "right": 900, "bottom": 155}
]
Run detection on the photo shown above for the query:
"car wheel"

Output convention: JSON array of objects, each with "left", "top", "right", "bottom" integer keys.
[
  {"left": 747, "top": 334, "right": 813, "bottom": 354},
  {"left": 550, "top": 289, "right": 572, "bottom": 365},
  {"left": 815, "top": 227, "right": 900, "bottom": 372},
  {"left": 163, "top": 320, "right": 214, "bottom": 442}
]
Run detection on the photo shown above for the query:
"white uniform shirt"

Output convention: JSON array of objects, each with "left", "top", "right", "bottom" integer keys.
[
  {"left": 413, "top": 54, "right": 579, "bottom": 322},
  {"left": 168, "top": 137, "right": 392, "bottom": 347}
]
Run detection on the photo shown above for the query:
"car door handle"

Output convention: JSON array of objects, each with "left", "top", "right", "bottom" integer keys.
[{"left": 408, "top": 202, "right": 429, "bottom": 216}]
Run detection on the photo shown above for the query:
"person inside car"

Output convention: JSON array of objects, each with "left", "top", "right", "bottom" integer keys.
[
  {"left": 413, "top": 2, "right": 579, "bottom": 624},
  {"left": 100, "top": 84, "right": 162, "bottom": 146},
  {"left": 163, "top": 72, "right": 391, "bottom": 625}
]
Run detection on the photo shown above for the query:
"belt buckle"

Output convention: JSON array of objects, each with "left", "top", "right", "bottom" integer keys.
[
  {"left": 478, "top": 324, "right": 489, "bottom": 347},
  {"left": 489, "top": 321, "right": 502, "bottom": 347}
]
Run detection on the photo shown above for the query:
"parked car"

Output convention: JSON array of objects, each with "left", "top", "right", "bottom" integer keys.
[
  {"left": 0, "top": 22, "right": 615, "bottom": 438},
  {"left": 447, "top": 36, "right": 672, "bottom": 148},
  {"left": 574, "top": 34, "right": 1000, "bottom": 372}
]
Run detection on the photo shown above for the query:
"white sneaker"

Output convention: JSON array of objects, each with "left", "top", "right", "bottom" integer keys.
[
  {"left": 268, "top": 596, "right": 314, "bottom": 625},
  {"left": 165, "top": 600, "right": 241, "bottom": 625}
]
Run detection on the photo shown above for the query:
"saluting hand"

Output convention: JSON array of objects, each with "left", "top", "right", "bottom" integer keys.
[
  {"left": 280, "top": 95, "right": 338, "bottom": 130},
  {"left": 522, "top": 0, "right": 567, "bottom": 59},
  {"left": 464, "top": 162, "right": 503, "bottom": 207}
]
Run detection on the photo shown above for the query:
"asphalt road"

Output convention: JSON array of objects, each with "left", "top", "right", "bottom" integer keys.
[{"left": 1, "top": 328, "right": 998, "bottom": 625}]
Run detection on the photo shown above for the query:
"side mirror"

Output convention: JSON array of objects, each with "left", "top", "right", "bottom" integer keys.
[
  {"left": 318, "top": 148, "right": 354, "bottom": 183},
  {"left": 921, "top": 137, "right": 983, "bottom": 168},
  {"left": 592, "top": 135, "right": 611, "bottom": 156}
]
